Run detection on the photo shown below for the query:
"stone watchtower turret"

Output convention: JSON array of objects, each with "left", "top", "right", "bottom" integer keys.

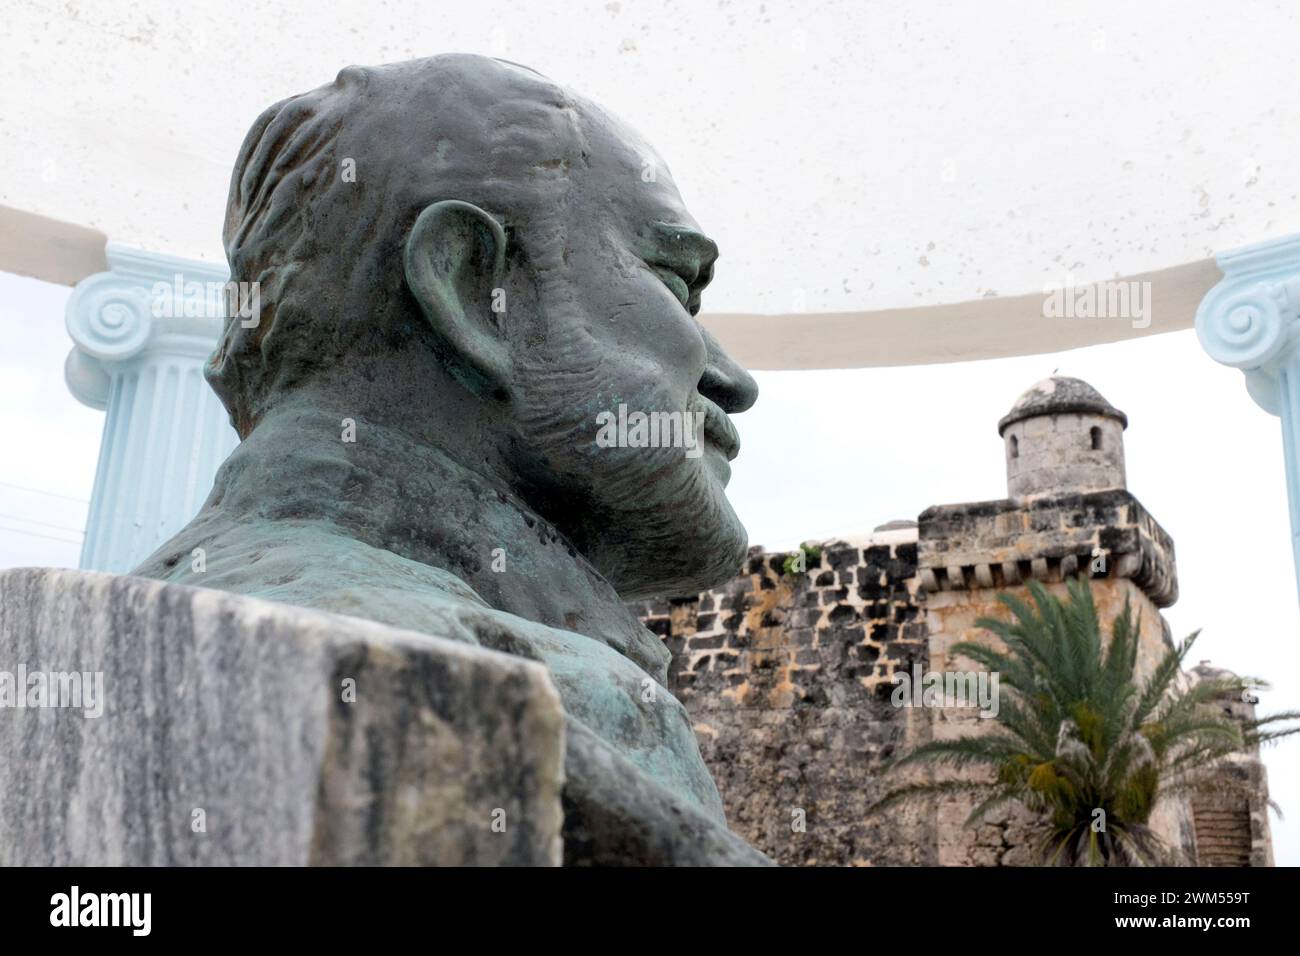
[
  {"left": 918, "top": 375, "right": 1174, "bottom": 606},
  {"left": 999, "top": 376, "right": 1128, "bottom": 499},
  {"left": 917, "top": 375, "right": 1188, "bottom": 862}
]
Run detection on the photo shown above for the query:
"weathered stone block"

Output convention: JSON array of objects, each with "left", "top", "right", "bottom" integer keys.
[{"left": 0, "top": 568, "right": 565, "bottom": 866}]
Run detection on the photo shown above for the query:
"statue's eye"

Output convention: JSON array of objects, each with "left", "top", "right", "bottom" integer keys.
[{"left": 652, "top": 266, "right": 691, "bottom": 307}]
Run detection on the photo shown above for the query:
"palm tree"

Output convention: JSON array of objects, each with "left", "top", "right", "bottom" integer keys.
[{"left": 868, "top": 576, "right": 1299, "bottom": 866}]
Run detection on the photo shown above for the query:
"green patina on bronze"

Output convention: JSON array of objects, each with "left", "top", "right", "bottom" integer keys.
[{"left": 134, "top": 54, "right": 767, "bottom": 864}]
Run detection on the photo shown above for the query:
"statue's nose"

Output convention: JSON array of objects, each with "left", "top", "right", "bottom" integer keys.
[{"left": 697, "top": 327, "right": 759, "bottom": 414}]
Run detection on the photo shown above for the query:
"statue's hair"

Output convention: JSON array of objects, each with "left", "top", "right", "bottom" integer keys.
[{"left": 209, "top": 55, "right": 590, "bottom": 435}]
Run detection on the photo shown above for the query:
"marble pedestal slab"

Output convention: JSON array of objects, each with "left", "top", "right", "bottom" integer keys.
[{"left": 0, "top": 568, "right": 565, "bottom": 866}]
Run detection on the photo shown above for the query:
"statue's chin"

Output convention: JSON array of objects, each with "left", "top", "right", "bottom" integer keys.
[
  {"left": 516, "top": 411, "right": 750, "bottom": 599},
  {"left": 608, "top": 518, "right": 750, "bottom": 601}
]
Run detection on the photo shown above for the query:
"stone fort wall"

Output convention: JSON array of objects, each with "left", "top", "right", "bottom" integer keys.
[
  {"left": 634, "top": 521, "right": 1202, "bottom": 866},
  {"left": 632, "top": 528, "right": 935, "bottom": 865}
]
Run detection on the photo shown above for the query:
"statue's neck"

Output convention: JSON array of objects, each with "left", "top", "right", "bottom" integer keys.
[{"left": 211, "top": 401, "right": 654, "bottom": 661}]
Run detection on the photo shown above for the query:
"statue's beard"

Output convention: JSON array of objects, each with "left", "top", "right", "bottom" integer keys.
[{"left": 512, "top": 320, "right": 748, "bottom": 599}]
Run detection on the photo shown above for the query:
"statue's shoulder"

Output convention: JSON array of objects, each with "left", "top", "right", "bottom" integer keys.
[
  {"left": 135, "top": 516, "right": 727, "bottom": 821},
  {"left": 136, "top": 519, "right": 493, "bottom": 639}
]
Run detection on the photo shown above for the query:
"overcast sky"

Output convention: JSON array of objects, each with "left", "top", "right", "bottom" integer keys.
[{"left": 2, "top": 268, "right": 1297, "bottom": 864}]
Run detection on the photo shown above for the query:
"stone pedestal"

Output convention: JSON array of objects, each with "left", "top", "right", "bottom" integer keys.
[
  {"left": 64, "top": 244, "right": 237, "bottom": 573},
  {"left": 0, "top": 568, "right": 565, "bottom": 866}
]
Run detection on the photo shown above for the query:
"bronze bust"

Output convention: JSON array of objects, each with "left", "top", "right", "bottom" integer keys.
[{"left": 136, "top": 54, "right": 764, "bottom": 864}]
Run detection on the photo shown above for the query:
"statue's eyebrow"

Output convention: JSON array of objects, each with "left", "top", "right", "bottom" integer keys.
[{"left": 648, "top": 222, "right": 719, "bottom": 271}]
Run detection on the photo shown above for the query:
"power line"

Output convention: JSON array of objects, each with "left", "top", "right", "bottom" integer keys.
[
  {"left": 0, "top": 512, "right": 84, "bottom": 535},
  {"left": 0, "top": 522, "right": 83, "bottom": 546},
  {"left": 0, "top": 480, "right": 90, "bottom": 505}
]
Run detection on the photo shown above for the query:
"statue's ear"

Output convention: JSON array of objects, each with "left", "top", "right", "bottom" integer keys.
[{"left": 404, "top": 200, "right": 510, "bottom": 399}]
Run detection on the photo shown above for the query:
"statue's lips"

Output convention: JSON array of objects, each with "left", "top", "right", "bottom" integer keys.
[{"left": 700, "top": 398, "right": 741, "bottom": 461}]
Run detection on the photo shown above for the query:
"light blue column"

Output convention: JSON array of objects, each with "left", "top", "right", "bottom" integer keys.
[
  {"left": 1196, "top": 233, "right": 1300, "bottom": 600},
  {"left": 65, "top": 243, "right": 238, "bottom": 573}
]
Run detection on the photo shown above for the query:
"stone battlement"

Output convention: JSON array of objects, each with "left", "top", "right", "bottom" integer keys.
[{"left": 918, "top": 488, "right": 1177, "bottom": 608}]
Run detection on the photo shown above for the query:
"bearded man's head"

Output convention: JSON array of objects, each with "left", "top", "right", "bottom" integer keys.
[{"left": 211, "top": 54, "right": 759, "bottom": 599}]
